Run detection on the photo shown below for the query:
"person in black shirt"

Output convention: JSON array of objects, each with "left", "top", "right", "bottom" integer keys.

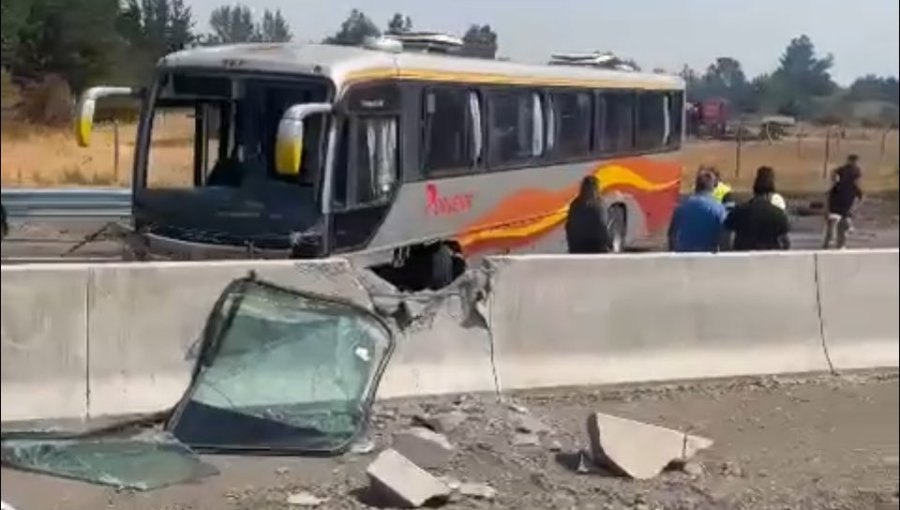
[
  {"left": 565, "top": 175, "right": 612, "bottom": 254},
  {"left": 725, "top": 167, "right": 791, "bottom": 251},
  {"left": 822, "top": 154, "right": 863, "bottom": 249}
]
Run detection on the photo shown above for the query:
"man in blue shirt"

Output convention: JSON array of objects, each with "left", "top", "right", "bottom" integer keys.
[{"left": 668, "top": 170, "right": 728, "bottom": 252}]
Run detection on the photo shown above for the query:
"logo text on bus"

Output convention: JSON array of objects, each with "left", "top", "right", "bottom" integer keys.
[{"left": 425, "top": 183, "right": 473, "bottom": 216}]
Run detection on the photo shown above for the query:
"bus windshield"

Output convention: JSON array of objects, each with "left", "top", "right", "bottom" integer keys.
[{"left": 132, "top": 72, "right": 332, "bottom": 250}]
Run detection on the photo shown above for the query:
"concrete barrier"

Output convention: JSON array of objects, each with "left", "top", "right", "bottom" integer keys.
[
  {"left": 815, "top": 249, "right": 899, "bottom": 370},
  {"left": 86, "top": 260, "right": 370, "bottom": 418},
  {"left": 487, "top": 252, "right": 831, "bottom": 391},
  {"left": 3, "top": 250, "right": 897, "bottom": 425},
  {"left": 1, "top": 265, "right": 90, "bottom": 423},
  {"left": 378, "top": 295, "right": 496, "bottom": 398}
]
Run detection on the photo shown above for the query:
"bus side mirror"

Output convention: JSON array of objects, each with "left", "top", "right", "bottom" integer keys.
[
  {"left": 274, "top": 103, "right": 333, "bottom": 176},
  {"left": 75, "top": 86, "right": 138, "bottom": 147}
]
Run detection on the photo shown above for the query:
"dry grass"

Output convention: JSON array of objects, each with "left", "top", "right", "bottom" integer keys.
[
  {"left": 3, "top": 119, "right": 898, "bottom": 194},
  {"left": 681, "top": 128, "right": 900, "bottom": 195}
]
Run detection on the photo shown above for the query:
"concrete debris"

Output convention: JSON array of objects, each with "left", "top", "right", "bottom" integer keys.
[
  {"left": 459, "top": 482, "right": 498, "bottom": 500},
  {"left": 720, "top": 461, "right": 745, "bottom": 478},
  {"left": 512, "top": 432, "right": 541, "bottom": 447},
  {"left": 505, "top": 401, "right": 530, "bottom": 414},
  {"left": 511, "top": 412, "right": 552, "bottom": 435},
  {"left": 586, "top": 412, "right": 714, "bottom": 480},
  {"left": 412, "top": 410, "right": 469, "bottom": 434},
  {"left": 576, "top": 450, "right": 592, "bottom": 474},
  {"left": 286, "top": 491, "right": 328, "bottom": 506},
  {"left": 437, "top": 476, "right": 462, "bottom": 491},
  {"left": 392, "top": 427, "right": 455, "bottom": 470},
  {"left": 366, "top": 449, "right": 451, "bottom": 508},
  {"left": 548, "top": 439, "right": 563, "bottom": 452},
  {"left": 680, "top": 461, "right": 705, "bottom": 478}
]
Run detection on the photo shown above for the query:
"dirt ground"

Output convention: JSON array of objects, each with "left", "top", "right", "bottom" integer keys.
[{"left": 2, "top": 371, "right": 898, "bottom": 510}]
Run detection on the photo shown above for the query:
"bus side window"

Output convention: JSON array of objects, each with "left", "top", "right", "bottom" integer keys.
[
  {"left": 600, "top": 92, "right": 635, "bottom": 154},
  {"left": 351, "top": 117, "right": 398, "bottom": 206},
  {"left": 423, "top": 88, "right": 482, "bottom": 175},
  {"left": 636, "top": 92, "right": 667, "bottom": 151},
  {"left": 547, "top": 90, "right": 592, "bottom": 159},
  {"left": 668, "top": 91, "right": 684, "bottom": 148},
  {"left": 488, "top": 90, "right": 545, "bottom": 168}
]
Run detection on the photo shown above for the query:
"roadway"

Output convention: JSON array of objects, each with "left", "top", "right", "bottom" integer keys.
[
  {"left": 1, "top": 371, "right": 897, "bottom": 510},
  {"left": 2, "top": 203, "right": 898, "bottom": 263}
]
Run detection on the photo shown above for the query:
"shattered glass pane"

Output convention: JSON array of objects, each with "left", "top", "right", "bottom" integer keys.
[
  {"left": 169, "top": 279, "right": 393, "bottom": 454},
  {"left": 0, "top": 432, "right": 217, "bottom": 491}
]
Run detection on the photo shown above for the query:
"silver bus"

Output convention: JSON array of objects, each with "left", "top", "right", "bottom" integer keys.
[{"left": 76, "top": 41, "right": 685, "bottom": 289}]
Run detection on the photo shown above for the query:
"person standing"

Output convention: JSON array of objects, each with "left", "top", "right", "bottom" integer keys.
[
  {"left": 565, "top": 175, "right": 612, "bottom": 254},
  {"left": 822, "top": 154, "right": 863, "bottom": 249},
  {"left": 725, "top": 167, "right": 791, "bottom": 251},
  {"left": 668, "top": 170, "right": 728, "bottom": 252}
]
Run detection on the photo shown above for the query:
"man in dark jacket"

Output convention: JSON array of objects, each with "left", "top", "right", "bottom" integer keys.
[
  {"left": 822, "top": 154, "right": 863, "bottom": 249},
  {"left": 565, "top": 175, "right": 612, "bottom": 254}
]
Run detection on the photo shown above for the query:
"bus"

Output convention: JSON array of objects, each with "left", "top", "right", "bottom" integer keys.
[{"left": 75, "top": 40, "right": 685, "bottom": 289}]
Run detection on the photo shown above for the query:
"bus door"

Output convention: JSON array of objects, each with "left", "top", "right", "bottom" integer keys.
[{"left": 328, "top": 84, "right": 402, "bottom": 254}]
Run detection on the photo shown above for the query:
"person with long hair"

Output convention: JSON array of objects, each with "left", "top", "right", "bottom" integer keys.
[
  {"left": 565, "top": 175, "right": 612, "bottom": 254},
  {"left": 725, "top": 166, "right": 791, "bottom": 250}
]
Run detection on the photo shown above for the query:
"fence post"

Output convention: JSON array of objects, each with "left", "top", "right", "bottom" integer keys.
[
  {"left": 797, "top": 125, "right": 803, "bottom": 158},
  {"left": 113, "top": 120, "right": 120, "bottom": 184},
  {"left": 822, "top": 126, "right": 832, "bottom": 180},
  {"left": 881, "top": 129, "right": 889, "bottom": 161}
]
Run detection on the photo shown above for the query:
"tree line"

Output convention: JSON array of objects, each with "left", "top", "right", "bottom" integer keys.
[
  {"left": 681, "top": 35, "right": 899, "bottom": 126},
  {"left": 0, "top": 1, "right": 896, "bottom": 127}
]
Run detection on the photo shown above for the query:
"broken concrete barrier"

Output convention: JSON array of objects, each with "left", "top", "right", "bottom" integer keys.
[
  {"left": 586, "top": 412, "right": 713, "bottom": 480},
  {"left": 366, "top": 449, "right": 451, "bottom": 508},
  {"left": 392, "top": 427, "right": 455, "bottom": 469}
]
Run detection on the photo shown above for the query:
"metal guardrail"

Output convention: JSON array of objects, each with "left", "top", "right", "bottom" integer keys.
[{"left": 1, "top": 188, "right": 131, "bottom": 219}]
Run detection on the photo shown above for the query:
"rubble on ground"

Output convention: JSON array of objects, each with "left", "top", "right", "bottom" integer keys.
[
  {"left": 586, "top": 412, "right": 714, "bottom": 480},
  {"left": 365, "top": 449, "right": 451, "bottom": 508},
  {"left": 391, "top": 427, "right": 455, "bottom": 470}
]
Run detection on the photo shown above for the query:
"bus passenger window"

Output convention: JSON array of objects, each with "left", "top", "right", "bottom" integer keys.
[
  {"left": 353, "top": 117, "right": 398, "bottom": 205},
  {"left": 600, "top": 92, "right": 635, "bottom": 154},
  {"left": 668, "top": 91, "right": 684, "bottom": 148},
  {"left": 637, "top": 92, "right": 667, "bottom": 151},
  {"left": 548, "top": 91, "right": 592, "bottom": 158},
  {"left": 423, "top": 88, "right": 482, "bottom": 174},
  {"left": 488, "top": 90, "right": 544, "bottom": 168}
]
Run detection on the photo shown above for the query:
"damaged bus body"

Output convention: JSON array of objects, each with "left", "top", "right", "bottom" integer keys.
[{"left": 76, "top": 41, "right": 684, "bottom": 289}]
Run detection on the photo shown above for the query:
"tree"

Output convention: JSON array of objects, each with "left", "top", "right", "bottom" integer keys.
[
  {"left": 117, "top": 0, "right": 194, "bottom": 82},
  {"left": 259, "top": 9, "right": 292, "bottom": 42},
  {"left": 695, "top": 57, "right": 754, "bottom": 112},
  {"left": 11, "top": 0, "right": 123, "bottom": 93},
  {"left": 848, "top": 75, "right": 899, "bottom": 105},
  {"left": 460, "top": 24, "right": 497, "bottom": 59},
  {"left": 386, "top": 13, "right": 412, "bottom": 34},
  {"left": 765, "top": 35, "right": 836, "bottom": 118},
  {"left": 1, "top": 0, "right": 33, "bottom": 67},
  {"left": 208, "top": 4, "right": 258, "bottom": 44},
  {"left": 323, "top": 9, "right": 380, "bottom": 46}
]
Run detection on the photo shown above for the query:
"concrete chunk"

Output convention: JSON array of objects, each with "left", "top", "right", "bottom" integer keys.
[
  {"left": 392, "top": 427, "right": 455, "bottom": 469},
  {"left": 366, "top": 449, "right": 451, "bottom": 508},
  {"left": 586, "top": 412, "right": 713, "bottom": 480}
]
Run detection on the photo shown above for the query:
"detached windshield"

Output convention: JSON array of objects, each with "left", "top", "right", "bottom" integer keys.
[
  {"left": 140, "top": 73, "right": 329, "bottom": 193},
  {"left": 168, "top": 278, "right": 393, "bottom": 454}
]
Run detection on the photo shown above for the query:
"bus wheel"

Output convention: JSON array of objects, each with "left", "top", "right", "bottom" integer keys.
[
  {"left": 608, "top": 205, "right": 627, "bottom": 253},
  {"left": 428, "top": 243, "right": 457, "bottom": 290}
]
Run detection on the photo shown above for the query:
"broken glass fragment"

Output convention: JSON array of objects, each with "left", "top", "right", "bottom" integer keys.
[
  {"left": 168, "top": 277, "right": 394, "bottom": 455},
  {"left": 0, "top": 432, "right": 217, "bottom": 491}
]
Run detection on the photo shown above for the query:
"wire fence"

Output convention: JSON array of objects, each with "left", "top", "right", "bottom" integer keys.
[{"left": 681, "top": 126, "right": 900, "bottom": 193}]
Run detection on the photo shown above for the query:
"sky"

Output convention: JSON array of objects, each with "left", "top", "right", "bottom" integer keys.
[{"left": 189, "top": 0, "right": 900, "bottom": 85}]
